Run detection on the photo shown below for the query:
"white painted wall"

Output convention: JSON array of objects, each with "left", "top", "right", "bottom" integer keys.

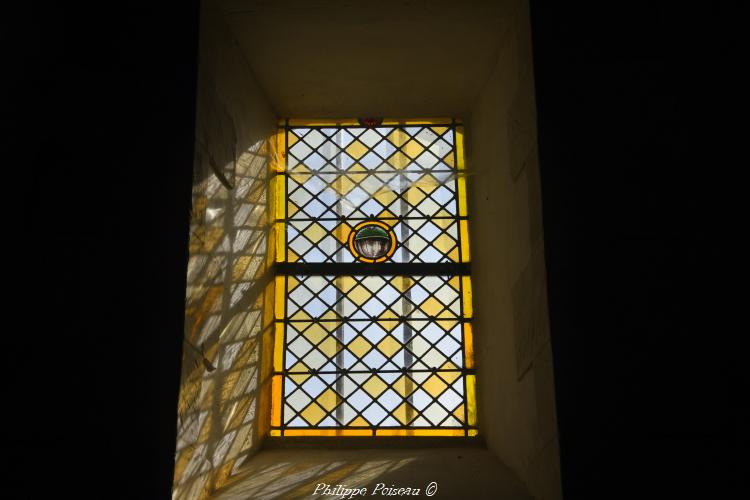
[
  {"left": 173, "top": 2, "right": 277, "bottom": 499},
  {"left": 467, "top": 1, "right": 561, "bottom": 498}
]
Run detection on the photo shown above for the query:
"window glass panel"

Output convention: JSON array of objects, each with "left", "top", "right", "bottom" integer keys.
[
  {"left": 272, "top": 120, "right": 475, "bottom": 436},
  {"left": 283, "top": 123, "right": 467, "bottom": 264}
]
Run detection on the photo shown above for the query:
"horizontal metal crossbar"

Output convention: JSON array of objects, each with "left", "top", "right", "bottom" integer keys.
[
  {"left": 272, "top": 426, "right": 475, "bottom": 431},
  {"left": 282, "top": 368, "right": 475, "bottom": 374},
  {"left": 282, "top": 215, "right": 468, "bottom": 222},
  {"left": 277, "top": 262, "right": 469, "bottom": 276},
  {"left": 282, "top": 123, "right": 457, "bottom": 130},
  {"left": 284, "top": 318, "right": 469, "bottom": 323}
]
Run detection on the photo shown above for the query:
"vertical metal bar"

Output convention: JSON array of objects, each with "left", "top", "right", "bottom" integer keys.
[
  {"left": 281, "top": 121, "right": 289, "bottom": 436},
  {"left": 453, "top": 120, "right": 464, "bottom": 265},
  {"left": 454, "top": 121, "right": 469, "bottom": 434},
  {"left": 399, "top": 128, "right": 414, "bottom": 425},
  {"left": 334, "top": 128, "right": 345, "bottom": 426}
]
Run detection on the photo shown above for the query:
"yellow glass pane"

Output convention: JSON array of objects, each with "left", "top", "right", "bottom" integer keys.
[
  {"left": 375, "top": 429, "right": 465, "bottom": 437},
  {"left": 333, "top": 222, "right": 352, "bottom": 244},
  {"left": 288, "top": 362, "right": 310, "bottom": 385},
  {"left": 271, "top": 375, "right": 282, "bottom": 426},
  {"left": 422, "top": 374, "right": 448, "bottom": 397},
  {"left": 286, "top": 118, "right": 360, "bottom": 126},
  {"left": 303, "top": 222, "right": 326, "bottom": 243},
  {"left": 287, "top": 130, "right": 298, "bottom": 149},
  {"left": 460, "top": 219, "right": 471, "bottom": 263},
  {"left": 377, "top": 208, "right": 397, "bottom": 220},
  {"left": 287, "top": 247, "right": 298, "bottom": 263},
  {"left": 287, "top": 201, "right": 300, "bottom": 218},
  {"left": 386, "top": 129, "right": 410, "bottom": 148},
  {"left": 376, "top": 335, "right": 402, "bottom": 357},
  {"left": 442, "top": 151, "right": 455, "bottom": 168},
  {"left": 453, "top": 404, "right": 465, "bottom": 422},
  {"left": 270, "top": 129, "right": 285, "bottom": 173},
  {"left": 457, "top": 177, "right": 468, "bottom": 217},
  {"left": 404, "top": 185, "right": 427, "bottom": 205},
  {"left": 419, "top": 296, "right": 445, "bottom": 317},
  {"left": 436, "top": 308, "right": 456, "bottom": 320},
  {"left": 387, "top": 150, "right": 410, "bottom": 169},
  {"left": 382, "top": 117, "right": 454, "bottom": 125},
  {"left": 392, "top": 375, "right": 416, "bottom": 397},
  {"left": 274, "top": 276, "right": 285, "bottom": 320},
  {"left": 377, "top": 317, "right": 399, "bottom": 331},
  {"left": 270, "top": 429, "right": 281, "bottom": 436},
  {"left": 348, "top": 416, "right": 370, "bottom": 427},
  {"left": 272, "top": 174, "right": 285, "bottom": 220},
  {"left": 455, "top": 126, "right": 465, "bottom": 170},
  {"left": 462, "top": 276, "right": 473, "bottom": 318},
  {"left": 331, "top": 175, "right": 356, "bottom": 195},
  {"left": 436, "top": 319, "right": 458, "bottom": 331},
  {"left": 348, "top": 163, "right": 368, "bottom": 182},
  {"left": 390, "top": 276, "right": 415, "bottom": 293},
  {"left": 320, "top": 310, "right": 341, "bottom": 322},
  {"left": 275, "top": 222, "right": 286, "bottom": 263},
  {"left": 448, "top": 247, "right": 459, "bottom": 262},
  {"left": 316, "top": 388, "right": 340, "bottom": 412},
  {"left": 468, "top": 429, "right": 479, "bottom": 437},
  {"left": 302, "top": 323, "right": 328, "bottom": 345},
  {"left": 288, "top": 164, "right": 311, "bottom": 183},
  {"left": 278, "top": 117, "right": 461, "bottom": 127},
  {"left": 363, "top": 375, "right": 387, "bottom": 398},
  {"left": 345, "top": 140, "right": 368, "bottom": 159},
  {"left": 447, "top": 276, "right": 460, "bottom": 290},
  {"left": 401, "top": 139, "right": 425, "bottom": 159},
  {"left": 346, "top": 336, "right": 372, "bottom": 358},
  {"left": 284, "top": 429, "right": 372, "bottom": 436},
  {"left": 393, "top": 402, "right": 417, "bottom": 424},
  {"left": 415, "top": 173, "right": 439, "bottom": 193},
  {"left": 373, "top": 186, "right": 398, "bottom": 206},
  {"left": 273, "top": 322, "right": 284, "bottom": 372},
  {"left": 317, "top": 335, "right": 342, "bottom": 357},
  {"left": 433, "top": 232, "right": 457, "bottom": 254},
  {"left": 301, "top": 402, "right": 327, "bottom": 425},
  {"left": 464, "top": 323, "right": 475, "bottom": 369},
  {"left": 347, "top": 284, "right": 372, "bottom": 306},
  {"left": 289, "top": 309, "right": 311, "bottom": 321},
  {"left": 287, "top": 275, "right": 300, "bottom": 292},
  {"left": 438, "top": 364, "right": 461, "bottom": 384},
  {"left": 466, "top": 374, "right": 477, "bottom": 426}
]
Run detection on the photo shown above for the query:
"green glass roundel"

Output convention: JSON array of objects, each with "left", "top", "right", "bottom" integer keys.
[
  {"left": 353, "top": 225, "right": 389, "bottom": 241},
  {"left": 353, "top": 224, "right": 392, "bottom": 260}
]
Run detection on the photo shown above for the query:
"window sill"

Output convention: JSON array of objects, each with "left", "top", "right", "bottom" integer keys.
[{"left": 262, "top": 435, "right": 485, "bottom": 450}]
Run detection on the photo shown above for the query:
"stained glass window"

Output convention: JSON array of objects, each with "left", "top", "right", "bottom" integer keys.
[{"left": 270, "top": 119, "right": 476, "bottom": 437}]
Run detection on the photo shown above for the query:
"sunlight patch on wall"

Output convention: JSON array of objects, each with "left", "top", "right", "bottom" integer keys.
[{"left": 173, "top": 136, "right": 275, "bottom": 500}]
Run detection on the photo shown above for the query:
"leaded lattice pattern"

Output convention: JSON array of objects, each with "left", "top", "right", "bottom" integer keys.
[
  {"left": 282, "top": 274, "right": 470, "bottom": 430},
  {"left": 285, "top": 124, "right": 464, "bottom": 264},
  {"left": 272, "top": 120, "right": 475, "bottom": 437}
]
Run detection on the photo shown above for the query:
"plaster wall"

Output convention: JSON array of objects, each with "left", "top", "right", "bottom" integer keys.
[
  {"left": 215, "top": 448, "right": 532, "bottom": 499},
  {"left": 467, "top": 1, "right": 562, "bottom": 498},
  {"left": 172, "top": 3, "right": 277, "bottom": 499},
  {"left": 219, "top": 0, "right": 514, "bottom": 118}
]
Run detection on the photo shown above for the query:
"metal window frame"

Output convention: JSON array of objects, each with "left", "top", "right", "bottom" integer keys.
[{"left": 272, "top": 119, "right": 476, "bottom": 437}]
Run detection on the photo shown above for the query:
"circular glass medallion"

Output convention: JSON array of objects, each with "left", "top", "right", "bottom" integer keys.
[{"left": 348, "top": 221, "right": 397, "bottom": 263}]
